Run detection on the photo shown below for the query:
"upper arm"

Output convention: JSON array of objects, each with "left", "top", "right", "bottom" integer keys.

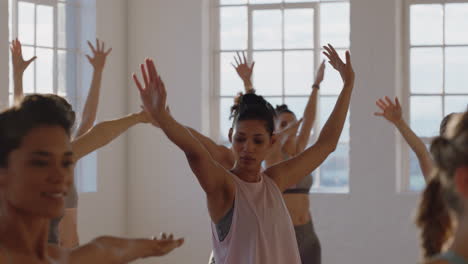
[{"left": 265, "top": 140, "right": 333, "bottom": 191}]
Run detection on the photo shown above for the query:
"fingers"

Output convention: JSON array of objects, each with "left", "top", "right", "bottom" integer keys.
[
  {"left": 146, "top": 59, "right": 158, "bottom": 81},
  {"left": 86, "top": 55, "right": 92, "bottom": 64},
  {"left": 242, "top": 51, "right": 247, "bottom": 65},
  {"left": 251, "top": 61, "right": 255, "bottom": 70},
  {"left": 345, "top": 50, "right": 352, "bottom": 67},
  {"left": 234, "top": 53, "right": 240, "bottom": 66},
  {"left": 384, "top": 96, "right": 394, "bottom": 107},
  {"left": 26, "top": 56, "right": 37, "bottom": 66},
  {"left": 375, "top": 100, "right": 386, "bottom": 111},
  {"left": 105, "top": 47, "right": 112, "bottom": 56},
  {"left": 395, "top": 97, "right": 401, "bottom": 108},
  {"left": 96, "top": 38, "right": 101, "bottom": 52},
  {"left": 133, "top": 73, "right": 144, "bottom": 92},
  {"left": 141, "top": 64, "right": 149, "bottom": 87},
  {"left": 87, "top": 41, "right": 96, "bottom": 54},
  {"left": 236, "top": 51, "right": 243, "bottom": 65}
]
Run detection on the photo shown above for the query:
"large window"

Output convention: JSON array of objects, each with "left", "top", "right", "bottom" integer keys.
[
  {"left": 404, "top": 0, "right": 468, "bottom": 191},
  {"left": 8, "top": 0, "right": 97, "bottom": 192},
  {"left": 214, "top": 0, "right": 350, "bottom": 192}
]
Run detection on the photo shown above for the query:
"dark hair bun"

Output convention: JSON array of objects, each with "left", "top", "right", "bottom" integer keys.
[{"left": 275, "top": 104, "right": 295, "bottom": 116}]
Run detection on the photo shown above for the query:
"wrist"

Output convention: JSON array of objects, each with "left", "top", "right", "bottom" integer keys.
[
  {"left": 393, "top": 118, "right": 406, "bottom": 127},
  {"left": 312, "top": 83, "right": 320, "bottom": 90}
]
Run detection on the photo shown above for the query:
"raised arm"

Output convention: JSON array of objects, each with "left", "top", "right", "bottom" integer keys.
[
  {"left": 266, "top": 45, "right": 354, "bottom": 191},
  {"left": 74, "top": 39, "right": 112, "bottom": 137},
  {"left": 70, "top": 234, "right": 183, "bottom": 264},
  {"left": 296, "top": 60, "right": 325, "bottom": 153},
  {"left": 266, "top": 118, "right": 304, "bottom": 166},
  {"left": 72, "top": 111, "right": 149, "bottom": 160},
  {"left": 134, "top": 59, "right": 235, "bottom": 222},
  {"left": 232, "top": 52, "right": 255, "bottom": 94},
  {"left": 374, "top": 96, "right": 433, "bottom": 180},
  {"left": 10, "top": 39, "right": 36, "bottom": 103}
]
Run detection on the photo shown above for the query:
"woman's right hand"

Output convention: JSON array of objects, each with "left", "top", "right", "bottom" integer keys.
[
  {"left": 133, "top": 59, "right": 168, "bottom": 125},
  {"left": 374, "top": 96, "right": 403, "bottom": 124},
  {"left": 232, "top": 51, "right": 255, "bottom": 92},
  {"left": 10, "top": 39, "right": 36, "bottom": 76}
]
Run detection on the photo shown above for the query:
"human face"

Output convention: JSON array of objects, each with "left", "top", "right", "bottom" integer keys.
[
  {"left": 230, "top": 120, "right": 274, "bottom": 170},
  {"left": 0, "top": 125, "right": 74, "bottom": 219}
]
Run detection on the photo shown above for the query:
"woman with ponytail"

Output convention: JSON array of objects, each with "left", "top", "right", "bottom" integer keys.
[{"left": 415, "top": 109, "right": 468, "bottom": 264}]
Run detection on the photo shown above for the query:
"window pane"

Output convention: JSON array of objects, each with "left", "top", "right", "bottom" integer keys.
[
  {"left": 18, "top": 1, "right": 35, "bottom": 45},
  {"left": 319, "top": 143, "right": 349, "bottom": 188},
  {"left": 320, "top": 96, "right": 349, "bottom": 142},
  {"left": 410, "top": 4, "right": 443, "bottom": 45},
  {"left": 220, "top": 7, "right": 247, "bottom": 50},
  {"left": 250, "top": 0, "right": 281, "bottom": 3},
  {"left": 320, "top": 2, "right": 350, "bottom": 47},
  {"left": 320, "top": 49, "right": 346, "bottom": 95},
  {"left": 445, "top": 96, "right": 468, "bottom": 115},
  {"left": 22, "top": 46, "right": 35, "bottom": 94},
  {"left": 285, "top": 51, "right": 314, "bottom": 95},
  {"left": 410, "top": 96, "right": 443, "bottom": 137},
  {"left": 8, "top": 0, "right": 13, "bottom": 41},
  {"left": 37, "top": 5, "right": 54, "bottom": 47},
  {"left": 58, "top": 3, "right": 77, "bottom": 49},
  {"left": 220, "top": 0, "right": 247, "bottom": 4},
  {"left": 284, "top": 97, "right": 308, "bottom": 120},
  {"left": 253, "top": 51, "right": 282, "bottom": 95},
  {"left": 409, "top": 144, "right": 429, "bottom": 191},
  {"left": 445, "top": 47, "right": 468, "bottom": 94},
  {"left": 58, "top": 50, "right": 76, "bottom": 97},
  {"left": 284, "top": 9, "right": 314, "bottom": 49},
  {"left": 445, "top": 4, "right": 468, "bottom": 45},
  {"left": 410, "top": 48, "right": 443, "bottom": 94},
  {"left": 220, "top": 52, "right": 245, "bottom": 96},
  {"left": 36, "top": 48, "right": 54, "bottom": 94},
  {"left": 253, "top": 10, "right": 282, "bottom": 50}
]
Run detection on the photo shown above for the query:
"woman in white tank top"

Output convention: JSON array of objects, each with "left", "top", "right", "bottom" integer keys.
[{"left": 134, "top": 44, "right": 355, "bottom": 264}]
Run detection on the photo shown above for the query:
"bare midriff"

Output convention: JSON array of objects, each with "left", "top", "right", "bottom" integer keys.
[{"left": 283, "top": 193, "right": 311, "bottom": 226}]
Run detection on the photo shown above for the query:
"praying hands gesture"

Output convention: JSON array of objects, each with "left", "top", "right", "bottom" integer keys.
[{"left": 232, "top": 51, "right": 255, "bottom": 93}]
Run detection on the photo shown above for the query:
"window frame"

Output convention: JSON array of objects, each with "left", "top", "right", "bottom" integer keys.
[
  {"left": 401, "top": 0, "right": 468, "bottom": 192},
  {"left": 211, "top": 0, "right": 350, "bottom": 193}
]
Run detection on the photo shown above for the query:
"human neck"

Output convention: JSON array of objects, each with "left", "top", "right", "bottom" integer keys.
[
  {"left": 0, "top": 203, "right": 50, "bottom": 260},
  {"left": 231, "top": 164, "right": 262, "bottom": 183},
  {"left": 449, "top": 215, "right": 468, "bottom": 260}
]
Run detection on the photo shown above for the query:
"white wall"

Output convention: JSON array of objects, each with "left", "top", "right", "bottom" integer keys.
[
  {"left": 77, "top": 0, "right": 129, "bottom": 242},
  {"left": 126, "top": 0, "right": 424, "bottom": 264}
]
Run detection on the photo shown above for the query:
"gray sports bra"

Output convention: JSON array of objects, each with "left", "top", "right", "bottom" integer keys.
[
  {"left": 433, "top": 251, "right": 468, "bottom": 264},
  {"left": 282, "top": 152, "right": 314, "bottom": 194}
]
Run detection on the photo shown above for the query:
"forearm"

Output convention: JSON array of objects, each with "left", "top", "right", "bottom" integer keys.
[
  {"left": 72, "top": 113, "right": 143, "bottom": 160},
  {"left": 316, "top": 82, "right": 353, "bottom": 151},
  {"left": 243, "top": 79, "right": 254, "bottom": 94},
  {"left": 13, "top": 73, "right": 24, "bottom": 103},
  {"left": 297, "top": 88, "right": 318, "bottom": 151},
  {"left": 186, "top": 127, "right": 231, "bottom": 167},
  {"left": 394, "top": 119, "right": 433, "bottom": 179},
  {"left": 75, "top": 70, "right": 103, "bottom": 137}
]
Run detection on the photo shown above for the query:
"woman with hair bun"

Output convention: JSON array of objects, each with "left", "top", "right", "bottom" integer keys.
[{"left": 133, "top": 42, "right": 354, "bottom": 264}]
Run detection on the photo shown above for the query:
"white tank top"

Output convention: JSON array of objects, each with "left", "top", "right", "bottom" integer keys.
[{"left": 211, "top": 173, "right": 301, "bottom": 264}]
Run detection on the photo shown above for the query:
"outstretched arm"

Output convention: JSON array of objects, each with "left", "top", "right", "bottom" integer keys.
[
  {"left": 266, "top": 45, "right": 354, "bottom": 191},
  {"left": 74, "top": 39, "right": 112, "bottom": 137},
  {"left": 134, "top": 59, "right": 235, "bottom": 222},
  {"left": 232, "top": 51, "right": 255, "bottom": 94},
  {"left": 374, "top": 96, "right": 433, "bottom": 180},
  {"left": 296, "top": 60, "right": 325, "bottom": 153},
  {"left": 266, "top": 118, "right": 304, "bottom": 166},
  {"left": 70, "top": 234, "right": 184, "bottom": 264},
  {"left": 10, "top": 39, "right": 36, "bottom": 103},
  {"left": 72, "top": 111, "right": 149, "bottom": 160}
]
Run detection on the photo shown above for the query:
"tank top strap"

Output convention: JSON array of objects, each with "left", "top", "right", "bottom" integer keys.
[{"left": 433, "top": 251, "right": 468, "bottom": 264}]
